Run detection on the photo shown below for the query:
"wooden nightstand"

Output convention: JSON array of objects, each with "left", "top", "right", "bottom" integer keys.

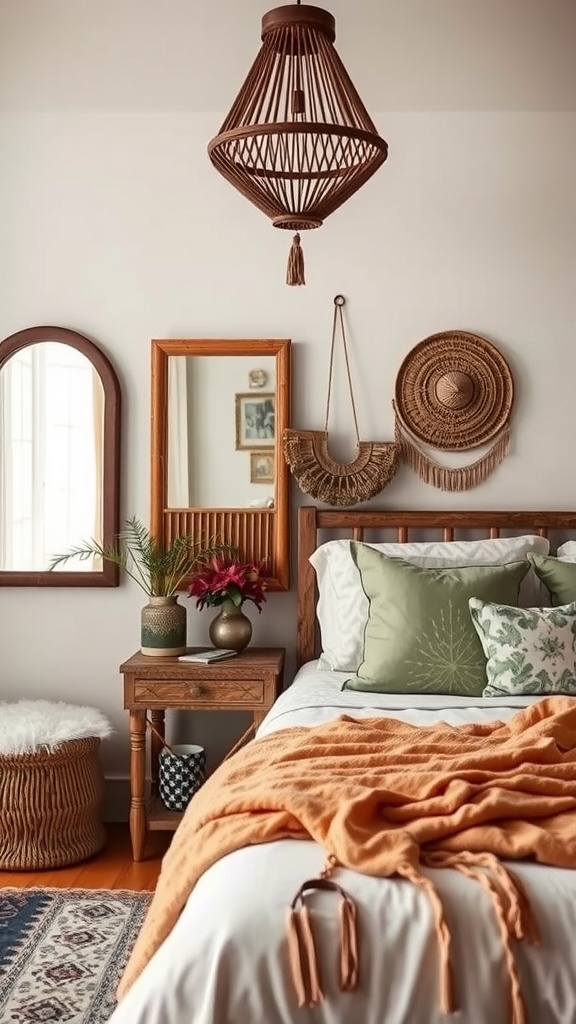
[{"left": 120, "top": 647, "right": 285, "bottom": 861}]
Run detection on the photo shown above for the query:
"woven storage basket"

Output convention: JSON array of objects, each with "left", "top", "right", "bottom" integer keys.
[{"left": 0, "top": 736, "right": 106, "bottom": 870}]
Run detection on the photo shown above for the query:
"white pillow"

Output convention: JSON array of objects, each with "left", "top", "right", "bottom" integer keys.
[
  {"left": 557, "top": 541, "right": 576, "bottom": 562},
  {"left": 310, "top": 535, "right": 551, "bottom": 672}
]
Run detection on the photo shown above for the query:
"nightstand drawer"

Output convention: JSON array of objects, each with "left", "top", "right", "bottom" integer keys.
[{"left": 133, "top": 680, "right": 265, "bottom": 706}]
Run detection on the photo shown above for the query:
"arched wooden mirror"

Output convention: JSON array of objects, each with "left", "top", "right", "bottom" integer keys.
[
  {"left": 0, "top": 325, "right": 121, "bottom": 587},
  {"left": 151, "top": 338, "right": 291, "bottom": 591}
]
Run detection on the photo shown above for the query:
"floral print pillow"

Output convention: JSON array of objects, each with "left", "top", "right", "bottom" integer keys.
[{"left": 469, "top": 599, "right": 576, "bottom": 696}]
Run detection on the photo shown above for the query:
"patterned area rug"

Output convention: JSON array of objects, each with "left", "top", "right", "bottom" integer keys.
[{"left": 0, "top": 887, "right": 153, "bottom": 1023}]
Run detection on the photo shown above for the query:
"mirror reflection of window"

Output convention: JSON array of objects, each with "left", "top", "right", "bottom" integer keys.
[
  {"left": 167, "top": 356, "right": 191, "bottom": 507},
  {"left": 166, "top": 355, "right": 276, "bottom": 509},
  {"left": 0, "top": 342, "right": 104, "bottom": 571}
]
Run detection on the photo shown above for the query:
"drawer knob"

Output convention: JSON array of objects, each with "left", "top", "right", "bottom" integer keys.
[{"left": 186, "top": 684, "right": 202, "bottom": 698}]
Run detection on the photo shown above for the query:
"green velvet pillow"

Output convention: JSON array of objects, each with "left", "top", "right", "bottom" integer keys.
[
  {"left": 344, "top": 543, "right": 529, "bottom": 696},
  {"left": 527, "top": 553, "right": 576, "bottom": 606}
]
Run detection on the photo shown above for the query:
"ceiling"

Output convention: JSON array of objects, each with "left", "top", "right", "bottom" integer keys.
[{"left": 0, "top": 0, "right": 575, "bottom": 112}]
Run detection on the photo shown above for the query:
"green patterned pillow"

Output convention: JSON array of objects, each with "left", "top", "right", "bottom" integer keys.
[
  {"left": 344, "top": 544, "right": 529, "bottom": 696},
  {"left": 527, "top": 553, "right": 576, "bottom": 606},
  {"left": 469, "top": 598, "right": 576, "bottom": 696}
]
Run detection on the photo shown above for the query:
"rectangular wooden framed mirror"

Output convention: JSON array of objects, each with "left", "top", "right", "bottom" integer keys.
[{"left": 150, "top": 338, "right": 291, "bottom": 591}]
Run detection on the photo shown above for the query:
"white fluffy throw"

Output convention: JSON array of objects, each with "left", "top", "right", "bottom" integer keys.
[{"left": 0, "top": 700, "right": 113, "bottom": 755}]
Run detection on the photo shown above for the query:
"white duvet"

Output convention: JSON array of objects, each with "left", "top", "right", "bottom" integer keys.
[{"left": 108, "top": 663, "right": 576, "bottom": 1024}]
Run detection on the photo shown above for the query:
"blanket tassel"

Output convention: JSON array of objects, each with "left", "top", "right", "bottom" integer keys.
[
  {"left": 398, "top": 862, "right": 455, "bottom": 1015},
  {"left": 287, "top": 863, "right": 359, "bottom": 1007},
  {"left": 338, "top": 890, "right": 359, "bottom": 991},
  {"left": 424, "top": 851, "right": 533, "bottom": 1024},
  {"left": 286, "top": 906, "right": 323, "bottom": 1007}
]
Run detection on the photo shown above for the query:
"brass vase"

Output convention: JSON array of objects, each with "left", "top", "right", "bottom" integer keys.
[
  {"left": 141, "top": 595, "right": 187, "bottom": 657},
  {"left": 209, "top": 599, "right": 252, "bottom": 652}
]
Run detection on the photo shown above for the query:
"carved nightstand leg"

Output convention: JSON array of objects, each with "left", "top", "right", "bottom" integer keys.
[{"left": 129, "top": 709, "right": 147, "bottom": 861}]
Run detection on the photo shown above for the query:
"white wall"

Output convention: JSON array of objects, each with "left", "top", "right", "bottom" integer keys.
[{"left": 1, "top": 1, "right": 575, "bottom": 813}]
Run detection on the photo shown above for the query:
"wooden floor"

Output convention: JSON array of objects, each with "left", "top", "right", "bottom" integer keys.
[{"left": 0, "top": 824, "right": 171, "bottom": 891}]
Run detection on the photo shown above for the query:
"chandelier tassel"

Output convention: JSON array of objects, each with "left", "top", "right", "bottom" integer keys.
[{"left": 286, "top": 233, "right": 306, "bottom": 287}]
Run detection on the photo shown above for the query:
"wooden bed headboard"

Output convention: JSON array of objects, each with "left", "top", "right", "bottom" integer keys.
[{"left": 297, "top": 505, "right": 576, "bottom": 668}]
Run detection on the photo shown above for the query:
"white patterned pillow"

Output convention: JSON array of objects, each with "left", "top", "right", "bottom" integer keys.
[
  {"left": 310, "top": 535, "right": 550, "bottom": 672},
  {"left": 469, "top": 598, "right": 576, "bottom": 696}
]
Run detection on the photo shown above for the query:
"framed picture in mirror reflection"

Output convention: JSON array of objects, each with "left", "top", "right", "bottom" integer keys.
[
  {"left": 235, "top": 392, "right": 275, "bottom": 450},
  {"left": 250, "top": 451, "right": 275, "bottom": 484}
]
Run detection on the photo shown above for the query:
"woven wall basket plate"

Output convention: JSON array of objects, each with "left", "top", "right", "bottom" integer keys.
[
  {"left": 394, "top": 330, "right": 514, "bottom": 451},
  {"left": 283, "top": 429, "right": 399, "bottom": 507}
]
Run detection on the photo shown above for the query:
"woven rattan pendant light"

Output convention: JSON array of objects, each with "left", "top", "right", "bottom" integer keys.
[{"left": 207, "top": 2, "right": 388, "bottom": 285}]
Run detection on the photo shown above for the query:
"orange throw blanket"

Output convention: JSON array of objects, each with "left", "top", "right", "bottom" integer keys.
[{"left": 118, "top": 696, "right": 576, "bottom": 1023}]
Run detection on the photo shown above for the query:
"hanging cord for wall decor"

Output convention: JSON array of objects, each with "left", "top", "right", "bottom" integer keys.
[
  {"left": 282, "top": 295, "right": 400, "bottom": 506},
  {"left": 324, "top": 295, "right": 361, "bottom": 442}
]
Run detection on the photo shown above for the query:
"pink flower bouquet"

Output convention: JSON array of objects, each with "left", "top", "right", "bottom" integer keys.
[{"left": 188, "top": 557, "right": 267, "bottom": 612}]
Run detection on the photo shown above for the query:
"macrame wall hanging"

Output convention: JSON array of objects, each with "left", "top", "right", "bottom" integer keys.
[
  {"left": 283, "top": 296, "right": 399, "bottom": 506},
  {"left": 393, "top": 330, "right": 514, "bottom": 492}
]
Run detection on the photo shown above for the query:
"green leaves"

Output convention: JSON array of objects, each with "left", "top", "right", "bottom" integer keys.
[{"left": 48, "top": 516, "right": 234, "bottom": 597}]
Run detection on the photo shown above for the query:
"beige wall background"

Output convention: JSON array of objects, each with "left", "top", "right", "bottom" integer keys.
[{"left": 1, "top": 0, "right": 575, "bottom": 813}]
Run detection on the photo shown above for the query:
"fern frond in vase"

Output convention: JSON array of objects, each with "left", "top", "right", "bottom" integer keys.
[{"left": 48, "top": 515, "right": 235, "bottom": 596}]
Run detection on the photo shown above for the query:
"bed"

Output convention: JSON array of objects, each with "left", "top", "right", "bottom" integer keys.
[{"left": 108, "top": 506, "right": 576, "bottom": 1024}]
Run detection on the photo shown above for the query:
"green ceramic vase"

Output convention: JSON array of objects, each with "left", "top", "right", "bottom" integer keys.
[{"left": 141, "top": 595, "right": 187, "bottom": 657}]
